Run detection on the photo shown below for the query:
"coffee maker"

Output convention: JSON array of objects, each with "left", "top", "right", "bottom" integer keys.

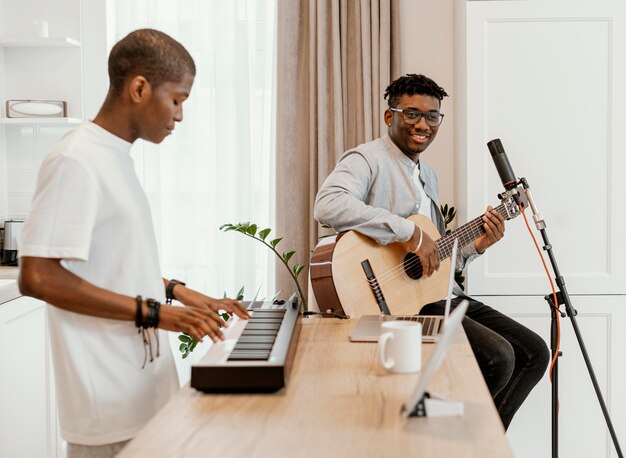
[{"left": 1, "top": 220, "right": 25, "bottom": 266}]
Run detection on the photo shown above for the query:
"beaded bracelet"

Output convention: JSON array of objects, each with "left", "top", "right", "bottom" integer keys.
[
  {"left": 134, "top": 295, "right": 161, "bottom": 329},
  {"left": 135, "top": 295, "right": 143, "bottom": 328},
  {"left": 146, "top": 298, "right": 161, "bottom": 328},
  {"left": 135, "top": 296, "right": 161, "bottom": 368}
]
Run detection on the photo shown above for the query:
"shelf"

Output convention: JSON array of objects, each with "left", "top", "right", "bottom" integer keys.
[
  {"left": 0, "top": 117, "right": 83, "bottom": 126},
  {"left": 0, "top": 37, "right": 81, "bottom": 48}
]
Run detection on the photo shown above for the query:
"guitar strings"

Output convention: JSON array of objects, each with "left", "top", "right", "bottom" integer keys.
[
  {"left": 368, "top": 216, "right": 481, "bottom": 285},
  {"left": 363, "top": 205, "right": 508, "bottom": 290},
  {"left": 370, "top": 205, "right": 507, "bottom": 288}
]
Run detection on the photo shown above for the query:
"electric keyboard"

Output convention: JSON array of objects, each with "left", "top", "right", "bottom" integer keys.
[{"left": 190, "top": 299, "right": 302, "bottom": 393}]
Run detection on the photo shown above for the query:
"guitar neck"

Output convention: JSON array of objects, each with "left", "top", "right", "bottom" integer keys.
[{"left": 436, "top": 203, "right": 508, "bottom": 261}]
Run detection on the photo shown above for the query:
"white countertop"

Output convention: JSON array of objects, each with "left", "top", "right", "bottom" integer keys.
[
  {"left": 0, "top": 267, "right": 20, "bottom": 304},
  {"left": 0, "top": 266, "right": 18, "bottom": 277}
]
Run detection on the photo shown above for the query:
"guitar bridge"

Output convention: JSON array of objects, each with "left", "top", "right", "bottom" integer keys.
[{"left": 361, "top": 259, "right": 391, "bottom": 315}]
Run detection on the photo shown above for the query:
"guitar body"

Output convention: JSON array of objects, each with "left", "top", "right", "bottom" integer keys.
[
  {"left": 310, "top": 215, "right": 452, "bottom": 318},
  {"left": 311, "top": 190, "right": 524, "bottom": 318}
]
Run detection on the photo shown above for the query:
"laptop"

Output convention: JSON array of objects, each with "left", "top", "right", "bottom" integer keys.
[{"left": 348, "top": 239, "right": 460, "bottom": 343}]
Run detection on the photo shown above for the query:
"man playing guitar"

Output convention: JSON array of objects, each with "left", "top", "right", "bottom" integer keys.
[{"left": 313, "top": 74, "right": 548, "bottom": 430}]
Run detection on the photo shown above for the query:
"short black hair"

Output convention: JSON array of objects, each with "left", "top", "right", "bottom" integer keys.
[
  {"left": 384, "top": 74, "right": 448, "bottom": 107},
  {"left": 108, "top": 28, "right": 196, "bottom": 96}
]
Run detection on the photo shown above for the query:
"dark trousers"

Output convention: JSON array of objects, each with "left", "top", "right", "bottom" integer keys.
[{"left": 420, "top": 295, "right": 550, "bottom": 430}]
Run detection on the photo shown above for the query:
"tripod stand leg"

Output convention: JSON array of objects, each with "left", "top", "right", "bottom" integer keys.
[
  {"left": 546, "top": 294, "right": 560, "bottom": 458},
  {"left": 545, "top": 283, "right": 624, "bottom": 458},
  {"left": 566, "top": 308, "right": 624, "bottom": 458}
]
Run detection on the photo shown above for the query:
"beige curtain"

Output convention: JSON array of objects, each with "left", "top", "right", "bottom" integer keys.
[{"left": 274, "top": 0, "right": 400, "bottom": 309}]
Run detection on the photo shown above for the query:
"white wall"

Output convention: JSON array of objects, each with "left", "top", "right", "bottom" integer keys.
[{"left": 399, "top": 0, "right": 456, "bottom": 210}]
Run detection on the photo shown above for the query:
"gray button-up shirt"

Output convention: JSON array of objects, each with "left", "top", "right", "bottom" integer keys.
[{"left": 314, "top": 135, "right": 479, "bottom": 275}]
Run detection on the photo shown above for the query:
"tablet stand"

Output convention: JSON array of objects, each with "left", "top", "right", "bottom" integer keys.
[{"left": 405, "top": 392, "right": 464, "bottom": 418}]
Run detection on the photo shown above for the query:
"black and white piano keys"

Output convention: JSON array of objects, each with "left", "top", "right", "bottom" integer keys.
[{"left": 190, "top": 300, "right": 301, "bottom": 393}]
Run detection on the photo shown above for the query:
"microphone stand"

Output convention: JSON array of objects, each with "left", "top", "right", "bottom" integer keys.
[{"left": 514, "top": 177, "right": 623, "bottom": 458}]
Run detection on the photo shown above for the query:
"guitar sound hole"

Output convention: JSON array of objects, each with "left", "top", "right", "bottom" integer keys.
[{"left": 403, "top": 253, "right": 423, "bottom": 280}]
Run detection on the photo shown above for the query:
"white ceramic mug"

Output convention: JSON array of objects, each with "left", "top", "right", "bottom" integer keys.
[{"left": 378, "top": 321, "right": 422, "bottom": 373}]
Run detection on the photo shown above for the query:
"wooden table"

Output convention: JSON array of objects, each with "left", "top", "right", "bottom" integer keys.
[{"left": 119, "top": 318, "right": 513, "bottom": 458}]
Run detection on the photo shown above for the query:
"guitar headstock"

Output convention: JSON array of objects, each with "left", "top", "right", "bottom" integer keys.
[{"left": 498, "top": 187, "right": 528, "bottom": 221}]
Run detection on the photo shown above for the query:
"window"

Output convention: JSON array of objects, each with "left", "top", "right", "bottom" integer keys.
[{"left": 113, "top": 0, "right": 276, "bottom": 299}]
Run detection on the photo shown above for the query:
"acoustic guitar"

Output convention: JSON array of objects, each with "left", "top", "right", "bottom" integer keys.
[{"left": 310, "top": 189, "right": 526, "bottom": 317}]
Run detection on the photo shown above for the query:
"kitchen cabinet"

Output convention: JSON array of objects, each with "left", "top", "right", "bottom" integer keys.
[
  {"left": 0, "top": 294, "right": 60, "bottom": 458},
  {"left": 0, "top": 37, "right": 83, "bottom": 123},
  {"left": 0, "top": 0, "right": 87, "bottom": 224},
  {"left": 0, "top": 0, "right": 84, "bottom": 121}
]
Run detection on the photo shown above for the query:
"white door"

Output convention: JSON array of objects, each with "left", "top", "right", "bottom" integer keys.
[
  {"left": 458, "top": 2, "right": 626, "bottom": 457},
  {"left": 459, "top": 0, "right": 626, "bottom": 296}
]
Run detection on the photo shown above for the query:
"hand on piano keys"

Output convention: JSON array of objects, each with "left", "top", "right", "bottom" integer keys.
[{"left": 159, "top": 286, "right": 250, "bottom": 342}]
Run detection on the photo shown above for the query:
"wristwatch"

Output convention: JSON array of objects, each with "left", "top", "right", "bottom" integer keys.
[{"left": 165, "top": 279, "right": 186, "bottom": 304}]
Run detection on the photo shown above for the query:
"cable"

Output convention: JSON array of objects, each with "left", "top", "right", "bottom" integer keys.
[{"left": 520, "top": 206, "right": 561, "bottom": 411}]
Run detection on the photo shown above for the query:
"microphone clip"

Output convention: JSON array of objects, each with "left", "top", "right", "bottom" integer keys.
[
  {"left": 517, "top": 178, "right": 546, "bottom": 230},
  {"left": 498, "top": 185, "right": 527, "bottom": 220}
]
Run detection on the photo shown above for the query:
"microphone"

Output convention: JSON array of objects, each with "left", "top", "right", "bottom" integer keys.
[{"left": 487, "top": 138, "right": 518, "bottom": 190}]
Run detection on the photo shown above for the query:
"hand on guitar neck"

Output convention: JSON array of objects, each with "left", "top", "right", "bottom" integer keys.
[
  {"left": 474, "top": 205, "right": 506, "bottom": 254},
  {"left": 399, "top": 205, "right": 505, "bottom": 278},
  {"left": 401, "top": 224, "right": 440, "bottom": 277}
]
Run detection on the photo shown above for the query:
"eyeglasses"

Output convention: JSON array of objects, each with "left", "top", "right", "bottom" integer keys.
[{"left": 389, "top": 108, "right": 444, "bottom": 127}]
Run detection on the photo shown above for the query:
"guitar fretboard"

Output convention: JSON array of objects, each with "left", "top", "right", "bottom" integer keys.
[{"left": 436, "top": 203, "right": 509, "bottom": 261}]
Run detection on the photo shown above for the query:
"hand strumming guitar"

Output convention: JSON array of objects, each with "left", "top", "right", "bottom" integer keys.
[{"left": 401, "top": 223, "right": 440, "bottom": 278}]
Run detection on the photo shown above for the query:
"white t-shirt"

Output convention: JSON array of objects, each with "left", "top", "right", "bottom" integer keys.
[{"left": 20, "top": 122, "right": 178, "bottom": 445}]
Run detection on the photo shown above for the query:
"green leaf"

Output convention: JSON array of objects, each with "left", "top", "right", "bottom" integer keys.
[
  {"left": 182, "top": 352, "right": 189, "bottom": 359},
  {"left": 236, "top": 285, "right": 245, "bottom": 300},
  {"left": 293, "top": 264, "right": 304, "bottom": 277},
  {"left": 258, "top": 228, "right": 271, "bottom": 241},
  {"left": 179, "top": 343, "right": 186, "bottom": 351},
  {"left": 178, "top": 334, "right": 191, "bottom": 343},
  {"left": 282, "top": 250, "right": 295, "bottom": 262},
  {"left": 219, "top": 220, "right": 308, "bottom": 312},
  {"left": 270, "top": 237, "right": 283, "bottom": 249},
  {"left": 220, "top": 312, "right": 231, "bottom": 322}
]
